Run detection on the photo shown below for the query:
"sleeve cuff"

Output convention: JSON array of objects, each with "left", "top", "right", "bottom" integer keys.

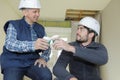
[{"left": 32, "top": 41, "right": 35, "bottom": 51}]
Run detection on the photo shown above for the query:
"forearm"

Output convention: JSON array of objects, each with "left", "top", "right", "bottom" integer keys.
[
  {"left": 74, "top": 46, "right": 108, "bottom": 65},
  {"left": 53, "top": 64, "right": 74, "bottom": 80},
  {"left": 5, "top": 39, "right": 35, "bottom": 53},
  {"left": 53, "top": 52, "right": 75, "bottom": 80},
  {"left": 67, "top": 45, "right": 75, "bottom": 53}
]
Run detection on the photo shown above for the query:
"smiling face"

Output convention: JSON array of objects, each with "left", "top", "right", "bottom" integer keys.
[{"left": 22, "top": 8, "right": 40, "bottom": 24}]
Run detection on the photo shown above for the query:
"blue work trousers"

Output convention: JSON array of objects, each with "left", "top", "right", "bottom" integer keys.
[{"left": 2, "top": 65, "right": 52, "bottom": 80}]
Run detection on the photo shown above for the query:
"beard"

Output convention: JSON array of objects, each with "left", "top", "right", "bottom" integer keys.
[
  {"left": 76, "top": 39, "right": 87, "bottom": 43},
  {"left": 76, "top": 36, "right": 88, "bottom": 43},
  {"left": 75, "top": 33, "right": 89, "bottom": 43}
]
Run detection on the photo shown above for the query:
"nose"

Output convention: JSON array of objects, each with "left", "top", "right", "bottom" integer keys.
[{"left": 76, "top": 30, "right": 80, "bottom": 36}]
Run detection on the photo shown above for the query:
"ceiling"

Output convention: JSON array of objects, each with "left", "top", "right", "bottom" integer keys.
[
  {"left": 3, "top": 0, "right": 112, "bottom": 20},
  {"left": 65, "top": 9, "right": 99, "bottom": 21}
]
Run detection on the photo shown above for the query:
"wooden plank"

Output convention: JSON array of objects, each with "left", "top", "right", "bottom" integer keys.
[{"left": 65, "top": 9, "right": 99, "bottom": 21}]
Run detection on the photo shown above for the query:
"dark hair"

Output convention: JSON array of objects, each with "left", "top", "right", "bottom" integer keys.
[{"left": 84, "top": 26, "right": 97, "bottom": 41}]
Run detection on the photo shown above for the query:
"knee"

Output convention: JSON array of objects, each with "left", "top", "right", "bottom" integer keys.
[
  {"left": 39, "top": 72, "right": 52, "bottom": 80},
  {"left": 38, "top": 67, "right": 52, "bottom": 80},
  {"left": 43, "top": 74, "right": 52, "bottom": 80}
]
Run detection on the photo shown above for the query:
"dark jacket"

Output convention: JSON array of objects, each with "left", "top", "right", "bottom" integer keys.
[
  {"left": 53, "top": 41, "right": 108, "bottom": 80},
  {"left": 0, "top": 17, "right": 45, "bottom": 71}
]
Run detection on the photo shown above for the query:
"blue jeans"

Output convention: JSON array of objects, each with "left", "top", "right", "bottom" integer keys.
[{"left": 3, "top": 65, "right": 52, "bottom": 80}]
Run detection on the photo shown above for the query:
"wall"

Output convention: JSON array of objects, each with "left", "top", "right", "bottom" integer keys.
[
  {"left": 101, "top": 0, "right": 120, "bottom": 80},
  {"left": 0, "top": 0, "right": 20, "bottom": 53},
  {"left": 0, "top": 1, "right": 20, "bottom": 79}
]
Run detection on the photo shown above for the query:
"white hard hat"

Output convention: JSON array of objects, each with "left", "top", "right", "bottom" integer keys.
[
  {"left": 78, "top": 16, "right": 100, "bottom": 35},
  {"left": 19, "top": 0, "right": 41, "bottom": 9}
]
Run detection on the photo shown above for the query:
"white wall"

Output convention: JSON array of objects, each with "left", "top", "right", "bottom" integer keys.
[
  {"left": 101, "top": 0, "right": 120, "bottom": 80},
  {"left": 0, "top": 0, "right": 20, "bottom": 54}
]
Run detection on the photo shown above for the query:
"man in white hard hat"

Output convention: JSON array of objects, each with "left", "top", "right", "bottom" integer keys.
[
  {"left": 0, "top": 0, "right": 52, "bottom": 80},
  {"left": 53, "top": 16, "right": 108, "bottom": 80}
]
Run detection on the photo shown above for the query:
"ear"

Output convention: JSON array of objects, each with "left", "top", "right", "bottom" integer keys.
[
  {"left": 88, "top": 32, "right": 94, "bottom": 38},
  {"left": 22, "top": 9, "right": 28, "bottom": 16}
]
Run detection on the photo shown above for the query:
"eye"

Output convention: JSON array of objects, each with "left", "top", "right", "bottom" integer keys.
[
  {"left": 79, "top": 27, "right": 84, "bottom": 30},
  {"left": 33, "top": 11, "right": 37, "bottom": 13}
]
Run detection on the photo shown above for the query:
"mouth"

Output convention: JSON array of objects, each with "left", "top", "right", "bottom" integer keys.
[
  {"left": 35, "top": 17, "right": 38, "bottom": 20},
  {"left": 34, "top": 16, "right": 39, "bottom": 19}
]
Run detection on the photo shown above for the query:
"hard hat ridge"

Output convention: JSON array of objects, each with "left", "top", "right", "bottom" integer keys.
[{"left": 19, "top": 0, "right": 41, "bottom": 9}]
